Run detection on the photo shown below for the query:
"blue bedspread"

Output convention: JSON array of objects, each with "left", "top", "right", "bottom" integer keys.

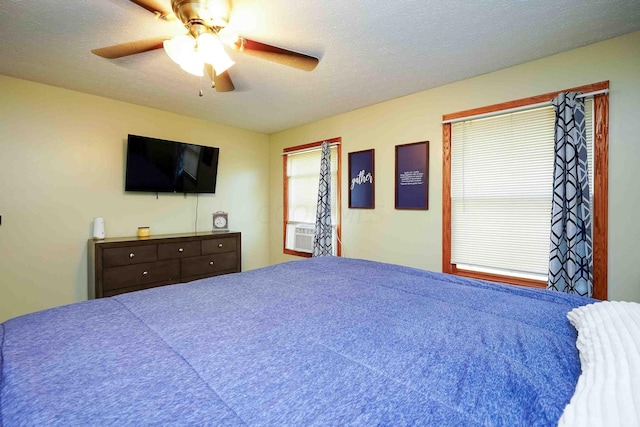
[{"left": 0, "top": 257, "right": 593, "bottom": 426}]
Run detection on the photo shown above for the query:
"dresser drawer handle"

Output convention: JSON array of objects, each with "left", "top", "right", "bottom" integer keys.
[
  {"left": 178, "top": 248, "right": 184, "bottom": 252},
  {"left": 218, "top": 243, "right": 223, "bottom": 248},
  {"left": 142, "top": 271, "right": 148, "bottom": 276},
  {"left": 209, "top": 261, "right": 214, "bottom": 266},
  {"left": 129, "top": 253, "right": 135, "bottom": 258}
]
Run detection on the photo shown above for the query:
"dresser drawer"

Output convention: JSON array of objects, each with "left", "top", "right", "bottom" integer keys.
[
  {"left": 103, "top": 245, "right": 157, "bottom": 267},
  {"left": 181, "top": 252, "right": 238, "bottom": 278},
  {"left": 90, "top": 232, "right": 241, "bottom": 298},
  {"left": 202, "top": 237, "right": 237, "bottom": 254},
  {"left": 158, "top": 241, "right": 200, "bottom": 260},
  {"left": 103, "top": 260, "right": 180, "bottom": 291}
]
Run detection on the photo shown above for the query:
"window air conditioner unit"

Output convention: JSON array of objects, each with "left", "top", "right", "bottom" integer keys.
[{"left": 293, "top": 224, "right": 315, "bottom": 253}]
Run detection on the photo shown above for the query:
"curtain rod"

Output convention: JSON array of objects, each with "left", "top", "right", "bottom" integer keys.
[
  {"left": 442, "top": 89, "right": 609, "bottom": 124},
  {"left": 281, "top": 142, "right": 340, "bottom": 156}
]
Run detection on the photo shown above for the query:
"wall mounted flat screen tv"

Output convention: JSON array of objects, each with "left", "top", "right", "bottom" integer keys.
[{"left": 125, "top": 134, "right": 220, "bottom": 194}]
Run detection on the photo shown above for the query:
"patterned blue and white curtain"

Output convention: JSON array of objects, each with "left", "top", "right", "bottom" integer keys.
[
  {"left": 548, "top": 92, "right": 593, "bottom": 297},
  {"left": 313, "top": 141, "right": 333, "bottom": 257}
]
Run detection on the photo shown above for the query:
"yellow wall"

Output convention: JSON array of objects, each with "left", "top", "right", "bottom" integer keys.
[
  {"left": 2, "top": 31, "right": 638, "bottom": 322},
  {"left": 269, "top": 31, "right": 640, "bottom": 303},
  {"left": 0, "top": 76, "right": 270, "bottom": 322}
]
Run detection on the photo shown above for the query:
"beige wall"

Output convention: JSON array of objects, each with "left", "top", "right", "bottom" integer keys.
[
  {"left": 269, "top": 31, "right": 640, "bottom": 303},
  {"left": 0, "top": 76, "right": 270, "bottom": 322}
]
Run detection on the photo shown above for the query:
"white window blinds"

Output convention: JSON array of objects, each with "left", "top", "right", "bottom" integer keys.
[
  {"left": 286, "top": 146, "right": 339, "bottom": 224},
  {"left": 450, "top": 100, "right": 593, "bottom": 280}
]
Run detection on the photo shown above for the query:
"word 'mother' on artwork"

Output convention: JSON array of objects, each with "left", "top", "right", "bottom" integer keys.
[
  {"left": 350, "top": 169, "right": 373, "bottom": 190},
  {"left": 400, "top": 170, "right": 424, "bottom": 186}
]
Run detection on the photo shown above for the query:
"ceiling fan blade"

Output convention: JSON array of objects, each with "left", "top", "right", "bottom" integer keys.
[
  {"left": 128, "top": 0, "right": 175, "bottom": 20},
  {"left": 205, "top": 64, "right": 235, "bottom": 92},
  {"left": 233, "top": 37, "right": 319, "bottom": 71},
  {"left": 91, "top": 37, "right": 168, "bottom": 59},
  {"left": 214, "top": 71, "right": 235, "bottom": 92}
]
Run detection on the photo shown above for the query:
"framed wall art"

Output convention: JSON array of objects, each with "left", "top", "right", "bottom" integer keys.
[
  {"left": 395, "top": 141, "right": 429, "bottom": 210},
  {"left": 348, "top": 149, "right": 375, "bottom": 209}
]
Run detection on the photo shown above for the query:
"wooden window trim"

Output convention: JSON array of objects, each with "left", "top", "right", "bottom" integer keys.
[
  {"left": 442, "top": 81, "right": 609, "bottom": 299},
  {"left": 283, "top": 137, "right": 342, "bottom": 258}
]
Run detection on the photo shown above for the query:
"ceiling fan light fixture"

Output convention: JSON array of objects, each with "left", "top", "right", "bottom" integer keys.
[
  {"left": 171, "top": 0, "right": 231, "bottom": 29},
  {"left": 163, "top": 35, "right": 193, "bottom": 63},
  {"left": 198, "top": 32, "right": 235, "bottom": 75},
  {"left": 163, "top": 32, "right": 233, "bottom": 77},
  {"left": 179, "top": 57, "right": 205, "bottom": 76},
  {"left": 163, "top": 34, "right": 205, "bottom": 76}
]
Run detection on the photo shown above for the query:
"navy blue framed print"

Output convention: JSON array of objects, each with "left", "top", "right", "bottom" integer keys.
[
  {"left": 395, "top": 141, "right": 429, "bottom": 210},
  {"left": 348, "top": 149, "right": 375, "bottom": 209}
]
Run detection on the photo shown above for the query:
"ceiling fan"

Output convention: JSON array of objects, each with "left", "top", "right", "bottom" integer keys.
[{"left": 91, "top": 0, "right": 319, "bottom": 92}]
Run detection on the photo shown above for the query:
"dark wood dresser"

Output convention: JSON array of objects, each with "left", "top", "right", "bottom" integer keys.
[{"left": 88, "top": 232, "right": 241, "bottom": 298}]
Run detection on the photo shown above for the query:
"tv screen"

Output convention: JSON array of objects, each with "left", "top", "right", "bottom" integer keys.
[{"left": 125, "top": 134, "right": 220, "bottom": 194}]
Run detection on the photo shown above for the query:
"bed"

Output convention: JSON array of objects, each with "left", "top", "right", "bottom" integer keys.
[{"left": 1, "top": 257, "right": 636, "bottom": 426}]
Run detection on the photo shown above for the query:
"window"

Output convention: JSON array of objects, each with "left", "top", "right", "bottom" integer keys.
[
  {"left": 442, "top": 82, "right": 608, "bottom": 299},
  {"left": 283, "top": 138, "right": 342, "bottom": 257}
]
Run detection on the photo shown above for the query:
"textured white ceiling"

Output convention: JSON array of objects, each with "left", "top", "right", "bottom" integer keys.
[{"left": 1, "top": 0, "right": 639, "bottom": 134}]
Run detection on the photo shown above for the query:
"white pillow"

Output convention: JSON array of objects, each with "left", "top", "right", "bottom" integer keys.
[{"left": 559, "top": 300, "right": 640, "bottom": 426}]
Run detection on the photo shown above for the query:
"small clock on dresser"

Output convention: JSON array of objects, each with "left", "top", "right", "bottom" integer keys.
[{"left": 212, "top": 211, "right": 229, "bottom": 232}]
